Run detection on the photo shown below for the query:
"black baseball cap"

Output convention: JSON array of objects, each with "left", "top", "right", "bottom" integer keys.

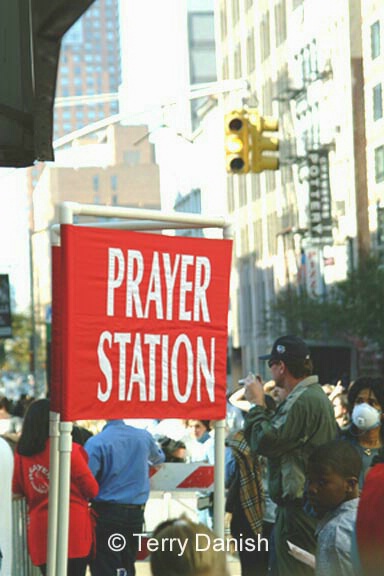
[{"left": 259, "top": 335, "right": 310, "bottom": 363}]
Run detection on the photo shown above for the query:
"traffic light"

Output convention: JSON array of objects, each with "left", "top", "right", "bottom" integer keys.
[
  {"left": 248, "top": 109, "right": 279, "bottom": 173},
  {"left": 224, "top": 110, "right": 250, "bottom": 174}
]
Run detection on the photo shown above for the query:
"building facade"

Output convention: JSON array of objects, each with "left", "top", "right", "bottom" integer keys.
[
  {"left": 361, "top": 1, "right": 384, "bottom": 256},
  {"left": 215, "top": 0, "right": 372, "bottom": 381},
  {"left": 54, "top": 0, "right": 121, "bottom": 139}
]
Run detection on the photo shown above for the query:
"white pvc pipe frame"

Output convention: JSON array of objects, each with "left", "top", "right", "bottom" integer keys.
[{"left": 47, "top": 201, "right": 231, "bottom": 576}]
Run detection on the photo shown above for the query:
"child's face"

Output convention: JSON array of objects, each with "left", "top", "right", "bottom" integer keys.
[{"left": 307, "top": 465, "right": 352, "bottom": 517}]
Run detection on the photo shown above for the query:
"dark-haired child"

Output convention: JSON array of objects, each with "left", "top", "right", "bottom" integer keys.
[{"left": 307, "top": 440, "right": 361, "bottom": 576}]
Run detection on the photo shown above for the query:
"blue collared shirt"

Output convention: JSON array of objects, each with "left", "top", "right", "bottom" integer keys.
[{"left": 84, "top": 420, "right": 165, "bottom": 504}]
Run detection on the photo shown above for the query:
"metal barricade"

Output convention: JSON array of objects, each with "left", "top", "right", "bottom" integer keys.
[{"left": 12, "top": 499, "right": 40, "bottom": 576}]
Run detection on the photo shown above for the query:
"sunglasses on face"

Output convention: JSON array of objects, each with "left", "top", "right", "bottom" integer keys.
[{"left": 268, "top": 359, "right": 280, "bottom": 368}]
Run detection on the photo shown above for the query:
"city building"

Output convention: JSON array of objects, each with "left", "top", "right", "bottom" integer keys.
[
  {"left": 187, "top": 0, "right": 218, "bottom": 131},
  {"left": 54, "top": 0, "right": 120, "bottom": 139},
  {"left": 215, "top": 0, "right": 371, "bottom": 381},
  {"left": 361, "top": 1, "right": 384, "bottom": 256}
]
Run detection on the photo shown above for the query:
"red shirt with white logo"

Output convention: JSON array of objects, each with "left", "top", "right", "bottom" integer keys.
[{"left": 13, "top": 440, "right": 98, "bottom": 566}]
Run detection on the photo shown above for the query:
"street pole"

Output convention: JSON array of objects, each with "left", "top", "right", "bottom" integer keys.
[{"left": 28, "top": 229, "right": 37, "bottom": 395}]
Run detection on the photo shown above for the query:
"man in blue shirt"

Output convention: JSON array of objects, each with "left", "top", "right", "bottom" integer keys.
[{"left": 84, "top": 419, "right": 165, "bottom": 576}]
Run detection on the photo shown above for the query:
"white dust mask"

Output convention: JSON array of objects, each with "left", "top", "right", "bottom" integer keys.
[{"left": 352, "top": 403, "right": 381, "bottom": 431}]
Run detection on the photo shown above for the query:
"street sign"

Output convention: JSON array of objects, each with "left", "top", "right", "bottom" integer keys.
[
  {"left": 307, "top": 150, "right": 333, "bottom": 244},
  {"left": 0, "top": 275, "right": 12, "bottom": 338}
]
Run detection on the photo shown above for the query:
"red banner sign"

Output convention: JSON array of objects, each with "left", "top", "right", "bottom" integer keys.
[{"left": 57, "top": 226, "right": 232, "bottom": 421}]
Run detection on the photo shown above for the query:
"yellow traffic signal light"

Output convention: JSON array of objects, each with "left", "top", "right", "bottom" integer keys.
[
  {"left": 248, "top": 109, "right": 279, "bottom": 173},
  {"left": 224, "top": 111, "right": 250, "bottom": 174}
]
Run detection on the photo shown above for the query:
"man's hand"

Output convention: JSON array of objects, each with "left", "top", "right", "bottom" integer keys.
[{"left": 244, "top": 373, "right": 266, "bottom": 408}]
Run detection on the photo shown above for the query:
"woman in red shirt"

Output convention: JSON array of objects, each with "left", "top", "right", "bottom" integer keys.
[{"left": 13, "top": 399, "right": 98, "bottom": 575}]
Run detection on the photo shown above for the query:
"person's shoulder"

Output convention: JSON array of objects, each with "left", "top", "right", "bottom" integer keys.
[
  {"left": 333, "top": 503, "right": 358, "bottom": 543},
  {"left": 320, "top": 503, "right": 356, "bottom": 540},
  {"left": 297, "top": 381, "right": 332, "bottom": 405}
]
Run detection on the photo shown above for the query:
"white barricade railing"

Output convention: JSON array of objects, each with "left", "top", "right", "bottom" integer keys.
[
  {"left": 138, "top": 463, "right": 215, "bottom": 560},
  {"left": 149, "top": 462, "right": 214, "bottom": 491},
  {"left": 12, "top": 499, "right": 41, "bottom": 576}
]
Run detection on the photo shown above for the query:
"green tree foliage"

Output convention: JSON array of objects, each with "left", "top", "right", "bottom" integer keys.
[
  {"left": 334, "top": 256, "right": 384, "bottom": 349},
  {"left": 272, "top": 286, "right": 339, "bottom": 341},
  {"left": 0, "top": 313, "right": 32, "bottom": 372},
  {"left": 272, "top": 256, "right": 384, "bottom": 351}
]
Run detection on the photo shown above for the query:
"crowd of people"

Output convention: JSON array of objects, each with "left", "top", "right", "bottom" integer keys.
[{"left": 1, "top": 333, "right": 384, "bottom": 576}]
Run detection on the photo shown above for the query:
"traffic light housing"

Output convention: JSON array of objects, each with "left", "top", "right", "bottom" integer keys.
[
  {"left": 224, "top": 110, "right": 250, "bottom": 174},
  {"left": 248, "top": 109, "right": 279, "bottom": 173}
]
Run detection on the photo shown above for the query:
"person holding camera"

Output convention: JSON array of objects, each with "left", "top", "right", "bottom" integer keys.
[{"left": 244, "top": 335, "right": 337, "bottom": 576}]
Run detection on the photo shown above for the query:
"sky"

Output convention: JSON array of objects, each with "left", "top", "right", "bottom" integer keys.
[{"left": 119, "top": 0, "right": 187, "bottom": 127}]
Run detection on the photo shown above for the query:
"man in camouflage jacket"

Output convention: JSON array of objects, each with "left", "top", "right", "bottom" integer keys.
[{"left": 244, "top": 335, "right": 337, "bottom": 576}]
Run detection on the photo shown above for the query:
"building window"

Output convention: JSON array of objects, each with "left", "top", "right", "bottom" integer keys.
[
  {"left": 111, "top": 194, "right": 118, "bottom": 205},
  {"left": 111, "top": 175, "right": 118, "bottom": 191},
  {"left": 373, "top": 84, "right": 383, "bottom": 121},
  {"left": 222, "top": 56, "right": 229, "bottom": 80},
  {"left": 239, "top": 178, "right": 247, "bottom": 207},
  {"left": 220, "top": 9, "right": 227, "bottom": 38},
  {"left": 275, "top": 1, "right": 287, "bottom": 46},
  {"left": 124, "top": 150, "right": 140, "bottom": 166},
  {"left": 262, "top": 79, "right": 273, "bottom": 116},
  {"left": 371, "top": 21, "right": 381, "bottom": 59},
  {"left": 266, "top": 171, "right": 276, "bottom": 192},
  {"left": 241, "top": 226, "right": 249, "bottom": 254},
  {"left": 190, "top": 49, "right": 216, "bottom": 82},
  {"left": 247, "top": 31, "right": 255, "bottom": 74},
  {"left": 260, "top": 12, "right": 271, "bottom": 61},
  {"left": 375, "top": 145, "right": 384, "bottom": 183},
  {"left": 234, "top": 45, "right": 242, "bottom": 78},
  {"left": 251, "top": 176, "right": 261, "bottom": 200},
  {"left": 232, "top": 0, "right": 240, "bottom": 25},
  {"left": 227, "top": 177, "right": 234, "bottom": 212},
  {"left": 93, "top": 175, "right": 99, "bottom": 191}
]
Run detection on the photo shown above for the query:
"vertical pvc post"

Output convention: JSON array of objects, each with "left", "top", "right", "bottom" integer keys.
[
  {"left": 47, "top": 411, "right": 60, "bottom": 576},
  {"left": 213, "top": 419, "right": 226, "bottom": 538},
  {"left": 56, "top": 421, "right": 73, "bottom": 576},
  {"left": 213, "top": 224, "right": 232, "bottom": 539}
]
